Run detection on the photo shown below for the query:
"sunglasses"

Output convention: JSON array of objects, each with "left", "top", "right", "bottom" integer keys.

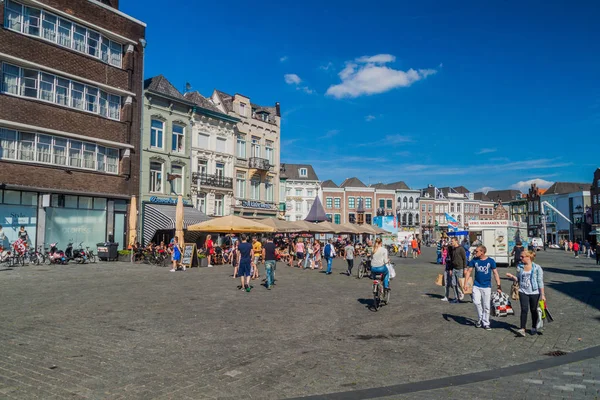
[{"left": 520, "top": 255, "right": 529, "bottom": 258}]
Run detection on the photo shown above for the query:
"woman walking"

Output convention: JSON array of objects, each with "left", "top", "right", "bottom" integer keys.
[
  {"left": 231, "top": 240, "right": 239, "bottom": 278},
  {"left": 295, "top": 238, "right": 305, "bottom": 268},
  {"left": 170, "top": 236, "right": 183, "bottom": 272},
  {"left": 506, "top": 249, "right": 545, "bottom": 336},
  {"left": 313, "top": 240, "right": 322, "bottom": 270}
]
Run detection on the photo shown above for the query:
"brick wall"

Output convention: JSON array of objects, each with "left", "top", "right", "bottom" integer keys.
[{"left": 0, "top": 0, "right": 144, "bottom": 197}]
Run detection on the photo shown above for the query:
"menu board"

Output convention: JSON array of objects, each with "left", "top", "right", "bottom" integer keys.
[{"left": 181, "top": 243, "right": 198, "bottom": 267}]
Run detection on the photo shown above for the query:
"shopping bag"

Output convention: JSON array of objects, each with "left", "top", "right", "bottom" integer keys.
[
  {"left": 536, "top": 307, "right": 544, "bottom": 330},
  {"left": 435, "top": 273, "right": 444, "bottom": 286},
  {"left": 459, "top": 277, "right": 473, "bottom": 294},
  {"left": 544, "top": 302, "right": 554, "bottom": 323},
  {"left": 387, "top": 263, "right": 396, "bottom": 279},
  {"left": 538, "top": 300, "right": 546, "bottom": 319},
  {"left": 511, "top": 281, "right": 520, "bottom": 301}
]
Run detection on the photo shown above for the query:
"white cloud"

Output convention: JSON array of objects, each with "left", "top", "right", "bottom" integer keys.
[
  {"left": 319, "top": 62, "right": 333, "bottom": 71},
  {"left": 365, "top": 115, "right": 376, "bottom": 122},
  {"left": 326, "top": 54, "right": 437, "bottom": 99},
  {"left": 356, "top": 54, "right": 396, "bottom": 63},
  {"left": 510, "top": 179, "right": 554, "bottom": 191},
  {"left": 297, "top": 86, "right": 314, "bottom": 94},
  {"left": 323, "top": 129, "right": 340, "bottom": 138},
  {"left": 280, "top": 56, "right": 288, "bottom": 62},
  {"left": 385, "top": 134, "right": 413, "bottom": 144},
  {"left": 476, "top": 148, "right": 497, "bottom": 155},
  {"left": 476, "top": 186, "right": 496, "bottom": 194},
  {"left": 284, "top": 74, "right": 302, "bottom": 85}
]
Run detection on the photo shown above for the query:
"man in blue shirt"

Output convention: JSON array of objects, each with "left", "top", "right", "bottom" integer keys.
[
  {"left": 237, "top": 234, "right": 254, "bottom": 292},
  {"left": 463, "top": 245, "right": 502, "bottom": 330}
]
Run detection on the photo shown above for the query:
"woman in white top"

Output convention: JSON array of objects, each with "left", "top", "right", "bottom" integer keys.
[{"left": 370, "top": 237, "right": 390, "bottom": 290}]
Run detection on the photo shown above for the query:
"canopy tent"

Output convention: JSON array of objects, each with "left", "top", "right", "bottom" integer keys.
[
  {"left": 143, "top": 203, "right": 210, "bottom": 244},
  {"left": 304, "top": 195, "right": 328, "bottom": 223},
  {"left": 316, "top": 221, "right": 341, "bottom": 233},
  {"left": 259, "top": 218, "right": 298, "bottom": 232},
  {"left": 359, "top": 224, "right": 379, "bottom": 235},
  {"left": 447, "top": 231, "right": 469, "bottom": 236},
  {"left": 187, "top": 215, "right": 275, "bottom": 233},
  {"left": 373, "top": 226, "right": 390, "bottom": 235},
  {"left": 337, "top": 223, "right": 360, "bottom": 234},
  {"left": 290, "top": 220, "right": 332, "bottom": 233}
]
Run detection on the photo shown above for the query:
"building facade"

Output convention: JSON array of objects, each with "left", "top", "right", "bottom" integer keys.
[
  {"left": 0, "top": 0, "right": 145, "bottom": 250},
  {"left": 185, "top": 91, "right": 239, "bottom": 218},
  {"left": 321, "top": 180, "right": 344, "bottom": 224},
  {"left": 211, "top": 90, "right": 281, "bottom": 218},
  {"left": 280, "top": 164, "right": 320, "bottom": 221},
  {"left": 540, "top": 182, "right": 591, "bottom": 243},
  {"left": 527, "top": 183, "right": 544, "bottom": 238}
]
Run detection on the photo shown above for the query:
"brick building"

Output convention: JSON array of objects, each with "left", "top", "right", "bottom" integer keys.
[
  {"left": 321, "top": 179, "right": 344, "bottom": 224},
  {"left": 0, "top": 0, "right": 145, "bottom": 250}
]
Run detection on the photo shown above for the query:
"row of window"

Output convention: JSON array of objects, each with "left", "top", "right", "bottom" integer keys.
[
  {"left": 236, "top": 134, "right": 274, "bottom": 163},
  {"left": 196, "top": 192, "right": 225, "bottom": 216},
  {"left": 149, "top": 162, "right": 183, "bottom": 195},
  {"left": 420, "top": 203, "right": 488, "bottom": 214},
  {"left": 288, "top": 201, "right": 313, "bottom": 213},
  {"left": 150, "top": 120, "right": 185, "bottom": 153},
  {"left": 4, "top": 0, "right": 123, "bottom": 68},
  {"left": 2, "top": 63, "right": 121, "bottom": 120},
  {"left": 593, "top": 194, "right": 599, "bottom": 204},
  {"left": 0, "top": 127, "right": 119, "bottom": 173},
  {"left": 287, "top": 188, "right": 315, "bottom": 198},
  {"left": 236, "top": 173, "right": 274, "bottom": 202}
]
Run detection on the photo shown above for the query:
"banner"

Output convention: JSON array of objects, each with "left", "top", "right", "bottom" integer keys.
[{"left": 445, "top": 213, "right": 459, "bottom": 232}]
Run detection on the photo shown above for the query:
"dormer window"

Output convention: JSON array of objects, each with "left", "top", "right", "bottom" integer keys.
[
  {"left": 299, "top": 168, "right": 307, "bottom": 177},
  {"left": 239, "top": 102, "right": 246, "bottom": 117}
]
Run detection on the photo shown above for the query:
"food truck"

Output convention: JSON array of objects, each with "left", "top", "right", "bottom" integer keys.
[{"left": 467, "top": 220, "right": 529, "bottom": 266}]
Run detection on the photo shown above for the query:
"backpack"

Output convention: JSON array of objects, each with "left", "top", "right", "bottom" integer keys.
[{"left": 324, "top": 243, "right": 332, "bottom": 258}]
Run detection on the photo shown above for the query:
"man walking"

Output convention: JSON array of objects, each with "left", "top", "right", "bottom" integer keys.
[
  {"left": 463, "top": 245, "right": 502, "bottom": 330},
  {"left": 238, "top": 235, "right": 253, "bottom": 292},
  {"left": 573, "top": 241, "right": 580, "bottom": 258},
  {"left": 324, "top": 239, "right": 336, "bottom": 275},
  {"left": 411, "top": 237, "right": 419, "bottom": 259},
  {"left": 344, "top": 240, "right": 355, "bottom": 276},
  {"left": 442, "top": 237, "right": 466, "bottom": 303},
  {"left": 251, "top": 236, "right": 262, "bottom": 279},
  {"left": 262, "top": 236, "right": 278, "bottom": 290}
]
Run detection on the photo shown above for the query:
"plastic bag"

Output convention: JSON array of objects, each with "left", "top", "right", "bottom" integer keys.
[{"left": 387, "top": 263, "right": 396, "bottom": 279}]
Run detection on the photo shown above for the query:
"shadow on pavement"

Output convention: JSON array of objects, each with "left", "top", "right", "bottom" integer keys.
[
  {"left": 0, "top": 268, "right": 14, "bottom": 272},
  {"left": 443, "top": 313, "right": 519, "bottom": 332},
  {"left": 543, "top": 267, "right": 600, "bottom": 313},
  {"left": 357, "top": 298, "right": 378, "bottom": 312},
  {"left": 424, "top": 293, "right": 445, "bottom": 299}
]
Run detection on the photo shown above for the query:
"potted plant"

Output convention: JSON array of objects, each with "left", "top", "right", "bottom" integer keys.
[
  {"left": 117, "top": 250, "right": 132, "bottom": 262},
  {"left": 198, "top": 252, "right": 208, "bottom": 267}
]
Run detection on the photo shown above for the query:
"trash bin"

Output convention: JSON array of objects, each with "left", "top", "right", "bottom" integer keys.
[{"left": 96, "top": 242, "right": 119, "bottom": 261}]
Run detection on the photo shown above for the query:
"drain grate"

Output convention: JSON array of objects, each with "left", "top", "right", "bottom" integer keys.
[{"left": 545, "top": 350, "right": 568, "bottom": 357}]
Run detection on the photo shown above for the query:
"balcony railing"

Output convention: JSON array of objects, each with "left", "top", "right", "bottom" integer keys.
[
  {"left": 192, "top": 173, "right": 233, "bottom": 189},
  {"left": 248, "top": 157, "right": 271, "bottom": 171}
]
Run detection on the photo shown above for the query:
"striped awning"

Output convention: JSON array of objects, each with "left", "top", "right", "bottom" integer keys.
[{"left": 143, "top": 203, "right": 210, "bottom": 244}]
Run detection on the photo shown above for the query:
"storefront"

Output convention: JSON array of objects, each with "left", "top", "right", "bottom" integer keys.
[
  {"left": 0, "top": 189, "right": 38, "bottom": 249},
  {"left": 0, "top": 188, "right": 130, "bottom": 251},
  {"left": 141, "top": 196, "right": 209, "bottom": 245},
  {"left": 232, "top": 199, "right": 278, "bottom": 219}
]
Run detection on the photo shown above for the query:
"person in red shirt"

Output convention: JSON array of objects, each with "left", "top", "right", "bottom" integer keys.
[
  {"left": 205, "top": 235, "right": 215, "bottom": 267},
  {"left": 411, "top": 237, "right": 419, "bottom": 259},
  {"left": 573, "top": 241, "right": 580, "bottom": 258}
]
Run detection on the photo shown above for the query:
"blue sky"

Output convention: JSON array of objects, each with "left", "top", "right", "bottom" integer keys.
[{"left": 122, "top": 0, "right": 600, "bottom": 193}]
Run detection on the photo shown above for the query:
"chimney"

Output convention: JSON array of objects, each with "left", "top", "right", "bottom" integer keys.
[
  {"left": 275, "top": 102, "right": 281, "bottom": 117},
  {"left": 99, "top": 0, "right": 120, "bottom": 9}
]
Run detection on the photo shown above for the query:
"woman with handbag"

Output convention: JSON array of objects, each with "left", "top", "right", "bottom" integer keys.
[{"left": 506, "top": 249, "right": 546, "bottom": 336}]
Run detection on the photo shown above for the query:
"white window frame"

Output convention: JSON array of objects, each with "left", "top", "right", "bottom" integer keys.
[
  {"left": 1, "top": 62, "right": 121, "bottom": 120},
  {"left": 150, "top": 119, "right": 164, "bottom": 149},
  {"left": 299, "top": 168, "right": 307, "bottom": 177},
  {"left": 172, "top": 124, "right": 185, "bottom": 154},
  {"left": 214, "top": 194, "right": 224, "bottom": 216},
  {"left": 239, "top": 102, "right": 246, "bottom": 117},
  {"left": 251, "top": 136, "right": 261, "bottom": 158},
  {"left": 334, "top": 198, "right": 341, "bottom": 208},
  {"left": 236, "top": 172, "right": 246, "bottom": 199},
  {"left": 0, "top": 126, "right": 119, "bottom": 174},
  {"left": 348, "top": 197, "right": 355, "bottom": 209},
  {"left": 197, "top": 192, "right": 206, "bottom": 213},
  {"left": 326, "top": 197, "right": 333, "bottom": 208},
  {"left": 4, "top": 1, "right": 123, "bottom": 68},
  {"left": 149, "top": 161, "right": 163, "bottom": 193},
  {"left": 251, "top": 177, "right": 260, "bottom": 200},
  {"left": 265, "top": 178, "right": 274, "bottom": 202},
  {"left": 170, "top": 165, "right": 184, "bottom": 195},
  {"left": 236, "top": 134, "right": 246, "bottom": 158},
  {"left": 265, "top": 140, "right": 274, "bottom": 164}
]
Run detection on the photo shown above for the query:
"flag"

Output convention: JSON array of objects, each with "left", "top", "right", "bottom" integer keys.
[{"left": 445, "top": 213, "right": 459, "bottom": 232}]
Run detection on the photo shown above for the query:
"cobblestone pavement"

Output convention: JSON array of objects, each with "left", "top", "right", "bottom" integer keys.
[{"left": 0, "top": 247, "right": 598, "bottom": 399}]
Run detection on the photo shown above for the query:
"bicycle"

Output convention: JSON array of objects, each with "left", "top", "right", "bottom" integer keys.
[
  {"left": 372, "top": 266, "right": 392, "bottom": 311},
  {"left": 85, "top": 246, "right": 96, "bottom": 263},
  {"left": 357, "top": 257, "right": 370, "bottom": 279}
]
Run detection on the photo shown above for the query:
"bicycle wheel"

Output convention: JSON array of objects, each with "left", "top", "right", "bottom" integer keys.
[
  {"left": 373, "top": 283, "right": 381, "bottom": 310},
  {"left": 88, "top": 251, "right": 96, "bottom": 263},
  {"left": 383, "top": 289, "right": 390, "bottom": 305}
]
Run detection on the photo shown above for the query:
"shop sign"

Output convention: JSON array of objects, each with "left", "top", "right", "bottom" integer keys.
[
  {"left": 149, "top": 196, "right": 192, "bottom": 206},
  {"left": 241, "top": 200, "right": 275, "bottom": 210}
]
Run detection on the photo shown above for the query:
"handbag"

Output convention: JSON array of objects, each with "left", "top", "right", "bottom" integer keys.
[
  {"left": 511, "top": 281, "right": 520, "bottom": 301},
  {"left": 435, "top": 273, "right": 444, "bottom": 286},
  {"left": 459, "top": 277, "right": 473, "bottom": 295}
]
